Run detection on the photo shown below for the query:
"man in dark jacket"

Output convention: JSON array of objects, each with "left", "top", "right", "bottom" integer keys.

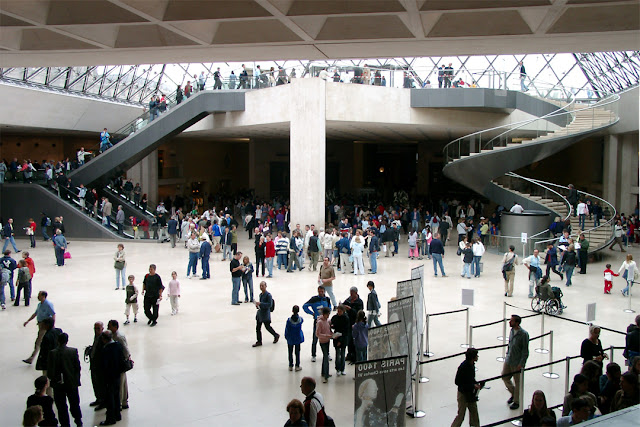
[
  {"left": 89, "top": 322, "right": 106, "bottom": 410},
  {"left": 302, "top": 286, "right": 332, "bottom": 362},
  {"left": 252, "top": 281, "right": 279, "bottom": 347},
  {"left": 100, "top": 330, "right": 125, "bottom": 426},
  {"left": 451, "top": 348, "right": 481, "bottom": 427},
  {"left": 48, "top": 332, "right": 82, "bottom": 427},
  {"left": 167, "top": 215, "right": 178, "bottom": 248},
  {"left": 342, "top": 287, "right": 364, "bottom": 363},
  {"left": 544, "top": 243, "right": 563, "bottom": 280},
  {"left": 36, "top": 318, "right": 62, "bottom": 394},
  {"left": 199, "top": 237, "right": 212, "bottom": 280},
  {"left": 430, "top": 234, "right": 446, "bottom": 277},
  {"left": 330, "top": 305, "right": 350, "bottom": 376}
]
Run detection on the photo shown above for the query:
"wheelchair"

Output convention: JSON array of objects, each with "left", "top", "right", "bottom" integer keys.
[{"left": 531, "top": 284, "right": 565, "bottom": 315}]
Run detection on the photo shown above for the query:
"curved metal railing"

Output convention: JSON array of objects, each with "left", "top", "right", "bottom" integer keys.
[{"left": 443, "top": 89, "right": 619, "bottom": 165}]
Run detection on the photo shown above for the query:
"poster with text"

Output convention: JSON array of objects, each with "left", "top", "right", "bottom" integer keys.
[
  {"left": 368, "top": 321, "right": 403, "bottom": 361},
  {"left": 354, "top": 355, "right": 408, "bottom": 427}
]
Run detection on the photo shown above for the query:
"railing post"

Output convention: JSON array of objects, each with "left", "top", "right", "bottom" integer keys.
[
  {"left": 624, "top": 280, "right": 636, "bottom": 313},
  {"left": 564, "top": 356, "right": 571, "bottom": 395},
  {"left": 498, "top": 301, "right": 507, "bottom": 341},
  {"left": 543, "top": 331, "right": 559, "bottom": 379},
  {"left": 535, "top": 312, "right": 548, "bottom": 354},
  {"left": 609, "top": 345, "right": 614, "bottom": 364},
  {"left": 413, "top": 336, "right": 426, "bottom": 418}
]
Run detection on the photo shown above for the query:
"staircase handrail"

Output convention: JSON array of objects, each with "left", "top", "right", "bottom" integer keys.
[
  {"left": 517, "top": 175, "right": 618, "bottom": 235},
  {"left": 481, "top": 92, "right": 620, "bottom": 152},
  {"left": 501, "top": 172, "right": 572, "bottom": 240},
  {"left": 443, "top": 89, "right": 619, "bottom": 164}
]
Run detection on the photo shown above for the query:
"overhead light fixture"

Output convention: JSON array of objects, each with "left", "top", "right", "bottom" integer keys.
[{"left": 379, "top": 167, "right": 384, "bottom": 173}]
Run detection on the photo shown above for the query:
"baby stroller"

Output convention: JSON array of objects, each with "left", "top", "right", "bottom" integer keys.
[{"left": 531, "top": 281, "right": 565, "bottom": 315}]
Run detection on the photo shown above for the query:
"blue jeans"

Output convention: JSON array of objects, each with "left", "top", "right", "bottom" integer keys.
[
  {"left": 266, "top": 257, "right": 274, "bottom": 276},
  {"left": 393, "top": 240, "right": 398, "bottom": 254},
  {"left": 370, "top": 251, "right": 378, "bottom": 273},
  {"left": 312, "top": 319, "right": 319, "bottom": 357},
  {"left": 325, "top": 286, "right": 337, "bottom": 307},
  {"left": 3, "top": 236, "right": 18, "bottom": 252},
  {"left": 277, "top": 253, "right": 287, "bottom": 269},
  {"left": 115, "top": 267, "right": 126, "bottom": 289},
  {"left": 55, "top": 246, "right": 65, "bottom": 266},
  {"left": 201, "top": 256, "right": 210, "bottom": 278},
  {"left": 231, "top": 276, "right": 241, "bottom": 304},
  {"left": 622, "top": 279, "right": 634, "bottom": 296},
  {"left": 0, "top": 283, "right": 6, "bottom": 305},
  {"left": 335, "top": 344, "right": 346, "bottom": 373},
  {"left": 288, "top": 344, "right": 301, "bottom": 367},
  {"left": 42, "top": 228, "right": 50, "bottom": 241},
  {"left": 222, "top": 245, "right": 233, "bottom": 260},
  {"left": 472, "top": 256, "right": 482, "bottom": 277},
  {"left": 462, "top": 263, "right": 472, "bottom": 278},
  {"left": 412, "top": 220, "right": 419, "bottom": 230},
  {"left": 356, "top": 346, "right": 368, "bottom": 362},
  {"left": 320, "top": 342, "right": 330, "bottom": 378},
  {"left": 579, "top": 214, "right": 586, "bottom": 230},
  {"left": 564, "top": 266, "right": 575, "bottom": 286},
  {"left": 242, "top": 274, "right": 254, "bottom": 301},
  {"left": 187, "top": 252, "right": 198, "bottom": 276},
  {"left": 432, "top": 253, "right": 445, "bottom": 276}
]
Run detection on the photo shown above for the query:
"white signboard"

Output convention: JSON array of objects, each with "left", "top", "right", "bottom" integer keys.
[
  {"left": 462, "top": 288, "right": 475, "bottom": 307},
  {"left": 521, "top": 232, "right": 528, "bottom": 243},
  {"left": 586, "top": 303, "right": 596, "bottom": 323}
]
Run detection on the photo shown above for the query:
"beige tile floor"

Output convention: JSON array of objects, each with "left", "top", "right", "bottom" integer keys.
[{"left": 1, "top": 236, "right": 638, "bottom": 426}]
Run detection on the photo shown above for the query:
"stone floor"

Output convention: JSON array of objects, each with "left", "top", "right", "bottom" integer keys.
[{"left": 0, "top": 236, "right": 637, "bottom": 426}]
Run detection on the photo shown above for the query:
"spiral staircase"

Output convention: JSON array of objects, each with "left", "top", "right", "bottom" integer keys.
[{"left": 443, "top": 91, "right": 620, "bottom": 253}]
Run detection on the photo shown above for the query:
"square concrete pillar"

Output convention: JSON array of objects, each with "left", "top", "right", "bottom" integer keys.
[{"left": 289, "top": 79, "right": 326, "bottom": 228}]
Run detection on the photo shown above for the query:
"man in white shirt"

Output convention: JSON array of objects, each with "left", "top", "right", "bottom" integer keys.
[
  {"left": 576, "top": 199, "right": 589, "bottom": 231},
  {"left": 510, "top": 202, "right": 524, "bottom": 214},
  {"left": 523, "top": 249, "right": 543, "bottom": 298}
]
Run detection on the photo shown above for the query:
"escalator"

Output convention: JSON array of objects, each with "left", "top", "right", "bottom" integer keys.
[{"left": 68, "top": 90, "right": 246, "bottom": 187}]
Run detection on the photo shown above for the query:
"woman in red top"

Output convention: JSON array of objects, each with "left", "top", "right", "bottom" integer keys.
[
  {"left": 27, "top": 218, "right": 36, "bottom": 248},
  {"left": 265, "top": 234, "right": 276, "bottom": 278}
]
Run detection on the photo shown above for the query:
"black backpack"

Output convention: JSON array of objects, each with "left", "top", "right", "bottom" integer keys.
[{"left": 270, "top": 298, "right": 275, "bottom": 312}]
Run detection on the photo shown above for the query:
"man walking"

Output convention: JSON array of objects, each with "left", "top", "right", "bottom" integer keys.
[
  {"left": 23, "top": 291, "right": 56, "bottom": 364},
  {"left": 1, "top": 249, "right": 17, "bottom": 305},
  {"left": 451, "top": 348, "right": 481, "bottom": 427},
  {"left": 167, "top": 215, "right": 178, "bottom": 248},
  {"left": 502, "top": 245, "right": 518, "bottom": 297},
  {"left": 2, "top": 218, "right": 20, "bottom": 253},
  {"left": 502, "top": 315, "right": 530, "bottom": 410},
  {"left": 578, "top": 233, "right": 589, "bottom": 274},
  {"left": 368, "top": 229, "right": 380, "bottom": 274},
  {"left": 252, "top": 281, "right": 279, "bottom": 347},
  {"left": 116, "top": 206, "right": 125, "bottom": 236},
  {"left": 47, "top": 333, "right": 82, "bottom": 427},
  {"left": 430, "top": 233, "right": 446, "bottom": 277},
  {"left": 302, "top": 286, "right": 332, "bottom": 362},
  {"left": 200, "top": 234, "right": 212, "bottom": 280},
  {"left": 142, "top": 264, "right": 164, "bottom": 327}
]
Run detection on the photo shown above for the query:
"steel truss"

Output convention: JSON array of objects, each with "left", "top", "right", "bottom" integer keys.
[{"left": 574, "top": 51, "right": 640, "bottom": 96}]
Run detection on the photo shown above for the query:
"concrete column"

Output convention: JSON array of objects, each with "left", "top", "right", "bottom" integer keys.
[
  {"left": 127, "top": 149, "right": 158, "bottom": 207},
  {"left": 353, "top": 143, "right": 364, "bottom": 189},
  {"left": 289, "top": 78, "right": 326, "bottom": 228},
  {"left": 417, "top": 141, "right": 431, "bottom": 195},
  {"left": 602, "top": 134, "right": 619, "bottom": 210},
  {"left": 619, "top": 133, "right": 639, "bottom": 214}
]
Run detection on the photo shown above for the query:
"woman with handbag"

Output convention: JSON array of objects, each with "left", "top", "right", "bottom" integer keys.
[
  {"left": 114, "top": 244, "right": 127, "bottom": 290},
  {"left": 618, "top": 254, "right": 638, "bottom": 297}
]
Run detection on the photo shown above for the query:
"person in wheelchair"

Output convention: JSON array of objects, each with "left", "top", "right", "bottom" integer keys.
[{"left": 535, "top": 275, "right": 566, "bottom": 313}]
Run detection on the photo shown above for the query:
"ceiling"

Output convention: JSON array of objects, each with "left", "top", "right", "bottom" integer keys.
[{"left": 0, "top": 0, "right": 638, "bottom": 67}]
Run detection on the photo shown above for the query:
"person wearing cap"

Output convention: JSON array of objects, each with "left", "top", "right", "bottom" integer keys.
[{"left": 479, "top": 218, "right": 489, "bottom": 246}]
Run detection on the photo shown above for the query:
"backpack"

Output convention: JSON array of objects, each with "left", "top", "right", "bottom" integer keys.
[
  {"left": 270, "top": 298, "right": 275, "bottom": 313},
  {"left": 313, "top": 396, "right": 336, "bottom": 427},
  {"left": 502, "top": 254, "right": 515, "bottom": 272},
  {"left": 45, "top": 217, "right": 51, "bottom": 227}
]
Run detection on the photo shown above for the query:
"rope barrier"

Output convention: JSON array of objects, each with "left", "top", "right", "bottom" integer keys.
[
  {"left": 471, "top": 318, "right": 508, "bottom": 329},
  {"left": 504, "top": 302, "right": 626, "bottom": 335},
  {"left": 428, "top": 308, "right": 468, "bottom": 317},
  {"left": 420, "top": 332, "right": 551, "bottom": 365}
]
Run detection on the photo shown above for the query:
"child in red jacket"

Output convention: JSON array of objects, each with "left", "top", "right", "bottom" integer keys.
[{"left": 603, "top": 263, "right": 618, "bottom": 294}]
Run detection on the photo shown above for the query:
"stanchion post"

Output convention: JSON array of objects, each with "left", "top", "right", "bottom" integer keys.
[
  {"left": 461, "top": 308, "right": 471, "bottom": 348},
  {"left": 497, "top": 301, "right": 507, "bottom": 341},
  {"left": 413, "top": 348, "right": 426, "bottom": 417},
  {"left": 624, "top": 281, "right": 636, "bottom": 313},
  {"left": 469, "top": 326, "right": 474, "bottom": 348},
  {"left": 419, "top": 332, "right": 429, "bottom": 383},
  {"left": 424, "top": 315, "right": 434, "bottom": 357},
  {"left": 564, "top": 357, "right": 570, "bottom": 395},
  {"left": 543, "top": 331, "right": 559, "bottom": 379}
]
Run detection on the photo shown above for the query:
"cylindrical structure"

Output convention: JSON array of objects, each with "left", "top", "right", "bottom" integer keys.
[
  {"left": 469, "top": 327, "right": 474, "bottom": 348},
  {"left": 499, "top": 211, "right": 552, "bottom": 255},
  {"left": 565, "top": 357, "right": 571, "bottom": 395}
]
